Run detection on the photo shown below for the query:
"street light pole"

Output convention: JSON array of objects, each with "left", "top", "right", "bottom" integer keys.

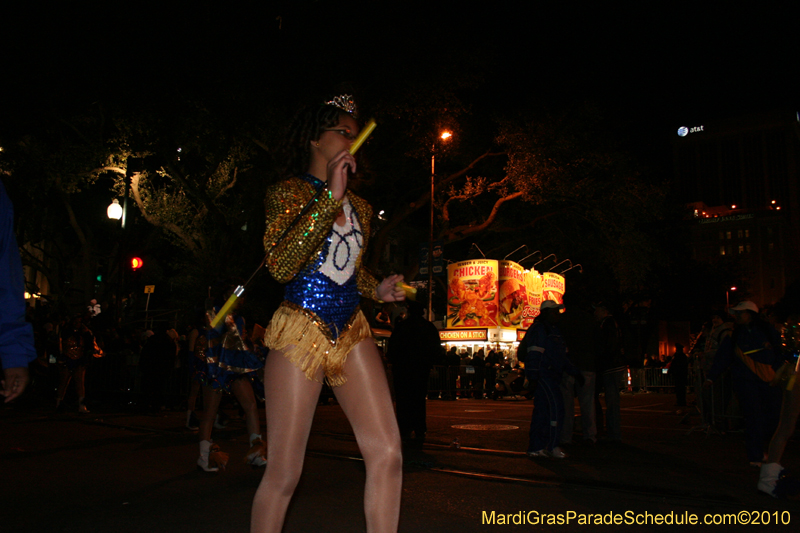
[
  {"left": 428, "top": 131, "right": 452, "bottom": 323},
  {"left": 429, "top": 149, "right": 435, "bottom": 322},
  {"left": 109, "top": 158, "right": 141, "bottom": 320}
]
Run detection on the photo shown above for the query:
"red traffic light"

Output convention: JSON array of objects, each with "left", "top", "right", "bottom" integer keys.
[{"left": 131, "top": 257, "right": 144, "bottom": 271}]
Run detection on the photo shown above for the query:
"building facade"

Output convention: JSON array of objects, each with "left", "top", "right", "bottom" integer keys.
[{"left": 675, "top": 111, "right": 799, "bottom": 307}]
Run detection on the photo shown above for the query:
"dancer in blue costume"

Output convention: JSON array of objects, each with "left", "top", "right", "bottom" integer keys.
[
  {"left": 195, "top": 284, "right": 267, "bottom": 472},
  {"left": 251, "top": 98, "right": 406, "bottom": 533}
]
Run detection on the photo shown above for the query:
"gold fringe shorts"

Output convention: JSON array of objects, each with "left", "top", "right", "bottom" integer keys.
[{"left": 263, "top": 301, "right": 372, "bottom": 387}]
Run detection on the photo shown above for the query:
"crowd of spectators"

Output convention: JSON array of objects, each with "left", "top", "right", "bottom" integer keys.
[{"left": 22, "top": 300, "right": 191, "bottom": 413}]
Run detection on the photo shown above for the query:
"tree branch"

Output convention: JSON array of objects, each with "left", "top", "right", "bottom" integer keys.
[
  {"left": 442, "top": 191, "right": 524, "bottom": 242},
  {"left": 58, "top": 187, "right": 88, "bottom": 250},
  {"left": 442, "top": 191, "right": 477, "bottom": 222},
  {"left": 163, "top": 161, "right": 230, "bottom": 231},
  {"left": 88, "top": 166, "right": 126, "bottom": 177},
  {"left": 366, "top": 151, "right": 505, "bottom": 271},
  {"left": 214, "top": 166, "right": 238, "bottom": 201},
  {"left": 130, "top": 173, "right": 200, "bottom": 253},
  {"left": 437, "top": 152, "right": 505, "bottom": 192},
  {"left": 250, "top": 137, "right": 271, "bottom": 153}
]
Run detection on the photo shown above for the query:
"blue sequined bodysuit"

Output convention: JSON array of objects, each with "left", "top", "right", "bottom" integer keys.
[
  {"left": 283, "top": 174, "right": 364, "bottom": 339},
  {"left": 262, "top": 173, "right": 379, "bottom": 386}
]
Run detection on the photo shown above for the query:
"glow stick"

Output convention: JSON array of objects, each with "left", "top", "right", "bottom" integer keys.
[
  {"left": 349, "top": 119, "right": 377, "bottom": 155},
  {"left": 210, "top": 285, "right": 244, "bottom": 329},
  {"left": 396, "top": 282, "right": 417, "bottom": 301}
]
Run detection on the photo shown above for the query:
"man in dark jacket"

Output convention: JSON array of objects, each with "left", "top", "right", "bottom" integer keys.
[
  {"left": 705, "top": 301, "right": 785, "bottom": 465},
  {"left": 388, "top": 300, "right": 442, "bottom": 446},
  {"left": 670, "top": 343, "right": 689, "bottom": 407},
  {"left": 558, "top": 295, "right": 598, "bottom": 444},
  {"left": 594, "top": 301, "right": 624, "bottom": 442},
  {"left": 523, "top": 300, "right": 584, "bottom": 459},
  {"left": 443, "top": 346, "right": 461, "bottom": 400},
  {"left": 485, "top": 346, "right": 501, "bottom": 399}
]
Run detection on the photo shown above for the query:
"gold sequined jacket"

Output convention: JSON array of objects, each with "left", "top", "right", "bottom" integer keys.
[{"left": 263, "top": 177, "right": 380, "bottom": 300}]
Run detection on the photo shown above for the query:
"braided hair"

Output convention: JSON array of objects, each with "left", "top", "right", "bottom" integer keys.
[{"left": 280, "top": 104, "right": 355, "bottom": 179}]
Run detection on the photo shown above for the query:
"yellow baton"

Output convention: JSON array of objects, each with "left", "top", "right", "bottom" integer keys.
[{"left": 349, "top": 119, "right": 377, "bottom": 155}]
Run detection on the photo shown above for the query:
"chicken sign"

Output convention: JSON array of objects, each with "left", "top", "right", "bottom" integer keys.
[
  {"left": 446, "top": 259, "right": 565, "bottom": 333},
  {"left": 446, "top": 260, "right": 499, "bottom": 329}
]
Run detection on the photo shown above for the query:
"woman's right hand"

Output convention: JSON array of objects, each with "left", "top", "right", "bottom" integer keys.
[{"left": 327, "top": 150, "right": 356, "bottom": 200}]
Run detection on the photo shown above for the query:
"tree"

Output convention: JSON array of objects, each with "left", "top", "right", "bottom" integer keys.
[
  {"left": 97, "top": 90, "right": 288, "bottom": 320},
  {"left": 362, "top": 102, "right": 669, "bottom": 297},
  {"left": 2, "top": 88, "right": 283, "bottom": 315},
  {"left": 2, "top": 104, "right": 129, "bottom": 309}
]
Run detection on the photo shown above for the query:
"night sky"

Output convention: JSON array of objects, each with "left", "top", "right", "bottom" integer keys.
[{"left": 2, "top": 2, "right": 798, "bottom": 170}]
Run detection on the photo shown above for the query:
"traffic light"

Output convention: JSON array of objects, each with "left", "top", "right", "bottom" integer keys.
[{"left": 131, "top": 257, "right": 144, "bottom": 271}]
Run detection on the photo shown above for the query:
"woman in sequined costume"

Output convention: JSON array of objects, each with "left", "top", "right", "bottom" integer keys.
[{"left": 251, "top": 103, "right": 406, "bottom": 533}]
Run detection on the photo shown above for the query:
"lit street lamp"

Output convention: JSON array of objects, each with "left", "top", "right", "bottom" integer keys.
[
  {"left": 429, "top": 130, "right": 452, "bottom": 322},
  {"left": 107, "top": 199, "right": 123, "bottom": 220}
]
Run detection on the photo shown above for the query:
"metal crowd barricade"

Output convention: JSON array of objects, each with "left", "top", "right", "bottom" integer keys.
[
  {"left": 425, "top": 365, "right": 487, "bottom": 399},
  {"left": 426, "top": 365, "right": 453, "bottom": 399},
  {"left": 638, "top": 367, "right": 676, "bottom": 392},
  {"left": 650, "top": 367, "right": 676, "bottom": 390},
  {"left": 630, "top": 368, "right": 646, "bottom": 391},
  {"left": 686, "top": 369, "right": 742, "bottom": 434}
]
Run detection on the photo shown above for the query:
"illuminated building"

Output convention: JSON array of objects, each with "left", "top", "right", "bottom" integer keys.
[{"left": 674, "top": 111, "right": 800, "bottom": 307}]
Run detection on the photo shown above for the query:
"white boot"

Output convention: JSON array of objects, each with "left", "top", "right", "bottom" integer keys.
[
  {"left": 758, "top": 462, "right": 782, "bottom": 497},
  {"left": 198, "top": 440, "right": 219, "bottom": 472},
  {"left": 246, "top": 433, "right": 267, "bottom": 467}
]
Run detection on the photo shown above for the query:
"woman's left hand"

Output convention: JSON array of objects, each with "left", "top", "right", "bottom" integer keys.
[{"left": 377, "top": 274, "right": 406, "bottom": 302}]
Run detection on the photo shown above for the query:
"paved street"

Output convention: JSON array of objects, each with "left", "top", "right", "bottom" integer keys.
[{"left": 3, "top": 392, "right": 799, "bottom": 532}]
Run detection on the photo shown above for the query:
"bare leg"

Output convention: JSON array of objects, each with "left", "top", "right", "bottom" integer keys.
[
  {"left": 231, "top": 378, "right": 261, "bottom": 438},
  {"left": 199, "top": 386, "right": 224, "bottom": 443},
  {"left": 766, "top": 386, "right": 800, "bottom": 463},
  {"left": 251, "top": 348, "right": 323, "bottom": 533},
  {"left": 333, "top": 338, "right": 403, "bottom": 533},
  {"left": 187, "top": 379, "right": 201, "bottom": 412},
  {"left": 74, "top": 366, "right": 86, "bottom": 399}
]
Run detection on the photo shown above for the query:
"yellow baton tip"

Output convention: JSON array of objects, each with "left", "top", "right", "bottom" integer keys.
[
  {"left": 209, "top": 293, "right": 240, "bottom": 328},
  {"left": 396, "top": 282, "right": 417, "bottom": 300},
  {"left": 349, "top": 119, "right": 377, "bottom": 155}
]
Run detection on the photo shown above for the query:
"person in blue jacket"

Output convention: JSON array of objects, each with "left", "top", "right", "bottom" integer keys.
[
  {"left": 0, "top": 180, "right": 37, "bottom": 402},
  {"left": 521, "top": 300, "right": 584, "bottom": 459},
  {"left": 705, "top": 301, "right": 787, "bottom": 466}
]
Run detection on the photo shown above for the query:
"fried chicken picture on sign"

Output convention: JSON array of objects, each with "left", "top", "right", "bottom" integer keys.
[{"left": 448, "top": 271, "right": 498, "bottom": 327}]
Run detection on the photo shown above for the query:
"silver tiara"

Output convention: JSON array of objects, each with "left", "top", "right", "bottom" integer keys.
[{"left": 325, "top": 94, "right": 357, "bottom": 116}]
